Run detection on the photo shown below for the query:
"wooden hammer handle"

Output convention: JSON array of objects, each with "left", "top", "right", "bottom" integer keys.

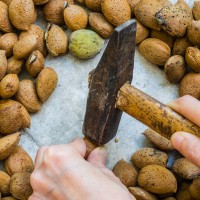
[{"left": 116, "top": 83, "right": 200, "bottom": 139}]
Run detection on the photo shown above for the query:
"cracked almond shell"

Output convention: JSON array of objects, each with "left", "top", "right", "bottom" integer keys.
[
  {"left": 0, "top": 100, "right": 22, "bottom": 134},
  {"left": 187, "top": 20, "right": 200, "bottom": 46},
  {"left": 102, "top": 0, "right": 131, "bottom": 26},
  {"left": 193, "top": 1, "right": 200, "bottom": 20},
  {"left": 0, "top": 74, "right": 19, "bottom": 99},
  {"left": 0, "top": 171, "right": 10, "bottom": 196},
  {"left": 43, "top": 0, "right": 74, "bottom": 25},
  {"left": 7, "top": 56, "right": 24, "bottom": 75},
  {"left": 13, "top": 34, "right": 38, "bottom": 59},
  {"left": 139, "top": 38, "right": 171, "bottom": 66},
  {"left": 26, "top": 50, "right": 45, "bottom": 77},
  {"left": 15, "top": 79, "right": 42, "bottom": 113},
  {"left": 134, "top": 0, "right": 171, "bottom": 30},
  {"left": 64, "top": 5, "right": 88, "bottom": 31},
  {"left": 0, "top": 1, "right": 13, "bottom": 32},
  {"left": 45, "top": 24, "right": 68, "bottom": 56},
  {"left": 155, "top": 0, "right": 192, "bottom": 37},
  {"left": 5, "top": 146, "right": 34, "bottom": 176},
  {"left": 9, "top": 0, "right": 35, "bottom": 30},
  {"left": 89, "top": 12, "right": 114, "bottom": 38},
  {"left": 0, "top": 132, "right": 21, "bottom": 160},
  {"left": 36, "top": 67, "right": 58, "bottom": 102},
  {"left": 0, "top": 33, "right": 18, "bottom": 58},
  {"left": 0, "top": 50, "right": 7, "bottom": 80},
  {"left": 85, "top": 0, "right": 102, "bottom": 12}
]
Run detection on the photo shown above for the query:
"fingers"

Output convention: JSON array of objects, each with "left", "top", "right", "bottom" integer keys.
[
  {"left": 35, "top": 146, "right": 48, "bottom": 170},
  {"left": 87, "top": 147, "right": 107, "bottom": 168},
  {"left": 68, "top": 138, "right": 86, "bottom": 158},
  {"left": 168, "top": 95, "right": 200, "bottom": 126},
  {"left": 171, "top": 132, "right": 200, "bottom": 167}
]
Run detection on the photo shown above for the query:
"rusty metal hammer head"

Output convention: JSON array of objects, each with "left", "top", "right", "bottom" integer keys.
[{"left": 82, "top": 19, "right": 137, "bottom": 145}]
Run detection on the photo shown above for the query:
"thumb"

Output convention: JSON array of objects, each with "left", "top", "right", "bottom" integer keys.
[
  {"left": 87, "top": 147, "right": 107, "bottom": 168},
  {"left": 171, "top": 132, "right": 200, "bottom": 167}
]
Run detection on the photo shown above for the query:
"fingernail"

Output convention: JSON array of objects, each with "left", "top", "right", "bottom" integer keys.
[{"left": 171, "top": 132, "right": 185, "bottom": 148}]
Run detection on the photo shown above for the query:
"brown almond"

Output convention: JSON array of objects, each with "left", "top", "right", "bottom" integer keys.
[
  {"left": 139, "top": 38, "right": 171, "bottom": 66},
  {"left": 89, "top": 12, "right": 114, "bottom": 38},
  {"left": 189, "top": 177, "right": 200, "bottom": 200},
  {"left": 0, "top": 0, "right": 13, "bottom": 5},
  {"left": 0, "top": 1, "right": 13, "bottom": 32},
  {"left": 85, "top": 0, "right": 102, "bottom": 12},
  {"left": 13, "top": 34, "right": 38, "bottom": 59},
  {"left": 64, "top": 5, "right": 88, "bottom": 31},
  {"left": 15, "top": 79, "right": 42, "bottom": 113},
  {"left": 26, "top": 50, "right": 45, "bottom": 77},
  {"left": 188, "top": 20, "right": 200, "bottom": 46},
  {"left": 0, "top": 171, "right": 10, "bottom": 196},
  {"left": 136, "top": 20, "right": 149, "bottom": 44},
  {"left": 193, "top": 1, "right": 200, "bottom": 20},
  {"left": 176, "top": 182, "right": 193, "bottom": 200},
  {"left": 0, "top": 50, "right": 7, "bottom": 80},
  {"left": 7, "top": 56, "right": 24, "bottom": 75},
  {"left": 102, "top": 0, "right": 131, "bottom": 26},
  {"left": 9, "top": 0, "right": 35, "bottom": 30},
  {"left": 127, "top": 0, "right": 141, "bottom": 16},
  {"left": 36, "top": 67, "right": 58, "bottom": 102}
]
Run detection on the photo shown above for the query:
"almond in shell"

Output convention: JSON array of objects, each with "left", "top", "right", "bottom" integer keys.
[
  {"left": 138, "top": 38, "right": 171, "bottom": 66},
  {"left": 7, "top": 56, "right": 24, "bottom": 75},
  {"left": 0, "top": 33, "right": 18, "bottom": 58},
  {"left": 13, "top": 34, "right": 38, "bottom": 59},
  {"left": 136, "top": 20, "right": 149, "bottom": 44},
  {"left": 43, "top": 0, "right": 74, "bottom": 25},
  {"left": 9, "top": 0, "right": 35, "bottom": 30},
  {"left": 193, "top": 1, "right": 200, "bottom": 20},
  {"left": 0, "top": 132, "right": 21, "bottom": 160},
  {"left": 0, "top": 171, "right": 10, "bottom": 196},
  {"left": 187, "top": 20, "right": 200, "bottom": 46},
  {"left": 101, "top": 0, "right": 131, "bottom": 26},
  {"left": 0, "top": 50, "right": 7, "bottom": 80},
  {"left": 85, "top": 0, "right": 102, "bottom": 12},
  {"left": 36, "top": 67, "right": 58, "bottom": 102},
  {"left": 0, "top": 0, "right": 13, "bottom": 5},
  {"left": 26, "top": 50, "right": 45, "bottom": 77},
  {"left": 127, "top": 0, "right": 141, "bottom": 16},
  {"left": 33, "top": 0, "right": 50, "bottom": 5},
  {"left": 0, "top": 100, "right": 22, "bottom": 134},
  {"left": 89, "top": 12, "right": 114, "bottom": 38},
  {"left": 15, "top": 80, "right": 42, "bottom": 113},
  {"left": 0, "top": 74, "right": 19, "bottom": 99},
  {"left": 45, "top": 23, "right": 68, "bottom": 56},
  {"left": 0, "top": 1, "right": 13, "bottom": 33}
]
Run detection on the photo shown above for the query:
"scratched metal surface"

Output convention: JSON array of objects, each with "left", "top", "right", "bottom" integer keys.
[{"left": 11, "top": 0, "right": 194, "bottom": 170}]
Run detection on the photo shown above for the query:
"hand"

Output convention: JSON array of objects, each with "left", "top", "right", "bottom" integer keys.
[
  {"left": 169, "top": 95, "right": 200, "bottom": 167},
  {"left": 29, "top": 138, "right": 135, "bottom": 200}
]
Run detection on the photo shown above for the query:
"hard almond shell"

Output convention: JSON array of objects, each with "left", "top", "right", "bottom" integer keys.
[
  {"left": 0, "top": 0, "right": 13, "bottom": 5},
  {"left": 193, "top": 1, "right": 200, "bottom": 20},
  {"left": 0, "top": 170, "right": 10, "bottom": 196},
  {"left": 129, "top": 187, "right": 158, "bottom": 200},
  {"left": 36, "top": 67, "right": 58, "bottom": 102},
  {"left": 0, "top": 33, "right": 18, "bottom": 58},
  {"left": 179, "top": 72, "right": 200, "bottom": 99},
  {"left": 138, "top": 38, "right": 171, "bottom": 66},
  {"left": 164, "top": 55, "right": 186, "bottom": 84},
  {"left": 5, "top": 146, "right": 34, "bottom": 176},
  {"left": 13, "top": 34, "right": 38, "bottom": 60},
  {"left": 63, "top": 5, "right": 88, "bottom": 31},
  {"left": 189, "top": 177, "right": 200, "bottom": 199},
  {"left": 185, "top": 47, "right": 200, "bottom": 73},
  {"left": 15, "top": 101, "right": 31, "bottom": 129},
  {"left": 173, "top": 158, "right": 200, "bottom": 180},
  {"left": 113, "top": 159, "right": 138, "bottom": 187},
  {"left": 0, "top": 1, "right": 13, "bottom": 32},
  {"left": 0, "top": 100, "right": 22, "bottom": 134},
  {"left": 0, "top": 132, "right": 21, "bottom": 160},
  {"left": 138, "top": 165, "right": 177, "bottom": 194},
  {"left": 46, "top": 24, "right": 68, "bottom": 56},
  {"left": 19, "top": 24, "right": 47, "bottom": 57},
  {"left": 176, "top": 182, "right": 193, "bottom": 200},
  {"left": 26, "top": 50, "right": 45, "bottom": 77},
  {"left": 187, "top": 20, "right": 200, "bottom": 46},
  {"left": 143, "top": 128, "right": 174, "bottom": 151},
  {"left": 15, "top": 79, "right": 42, "bottom": 113},
  {"left": 89, "top": 12, "right": 114, "bottom": 39},
  {"left": 155, "top": 0, "right": 192, "bottom": 37},
  {"left": 150, "top": 30, "right": 174, "bottom": 48},
  {"left": 172, "top": 36, "right": 192, "bottom": 56},
  {"left": 127, "top": 0, "right": 141, "bottom": 15},
  {"left": 33, "top": 0, "right": 50, "bottom": 5},
  {"left": 2, "top": 197, "right": 18, "bottom": 200},
  {"left": 7, "top": 56, "right": 24, "bottom": 75},
  {"left": 101, "top": 0, "right": 131, "bottom": 26},
  {"left": 43, "top": 0, "right": 74, "bottom": 25},
  {"left": 136, "top": 20, "right": 149, "bottom": 44},
  {"left": 9, "top": 0, "right": 35, "bottom": 30},
  {"left": 131, "top": 147, "right": 168, "bottom": 169},
  {"left": 0, "top": 50, "right": 8, "bottom": 80},
  {"left": 10, "top": 172, "right": 33, "bottom": 199},
  {"left": 134, "top": 0, "right": 172, "bottom": 30},
  {"left": 0, "top": 74, "right": 19, "bottom": 99},
  {"left": 85, "top": 0, "right": 102, "bottom": 12}
]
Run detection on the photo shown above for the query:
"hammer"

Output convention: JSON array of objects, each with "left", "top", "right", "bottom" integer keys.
[{"left": 82, "top": 19, "right": 200, "bottom": 146}]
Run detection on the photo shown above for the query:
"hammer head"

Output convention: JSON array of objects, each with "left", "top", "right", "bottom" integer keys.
[{"left": 82, "top": 20, "right": 137, "bottom": 145}]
